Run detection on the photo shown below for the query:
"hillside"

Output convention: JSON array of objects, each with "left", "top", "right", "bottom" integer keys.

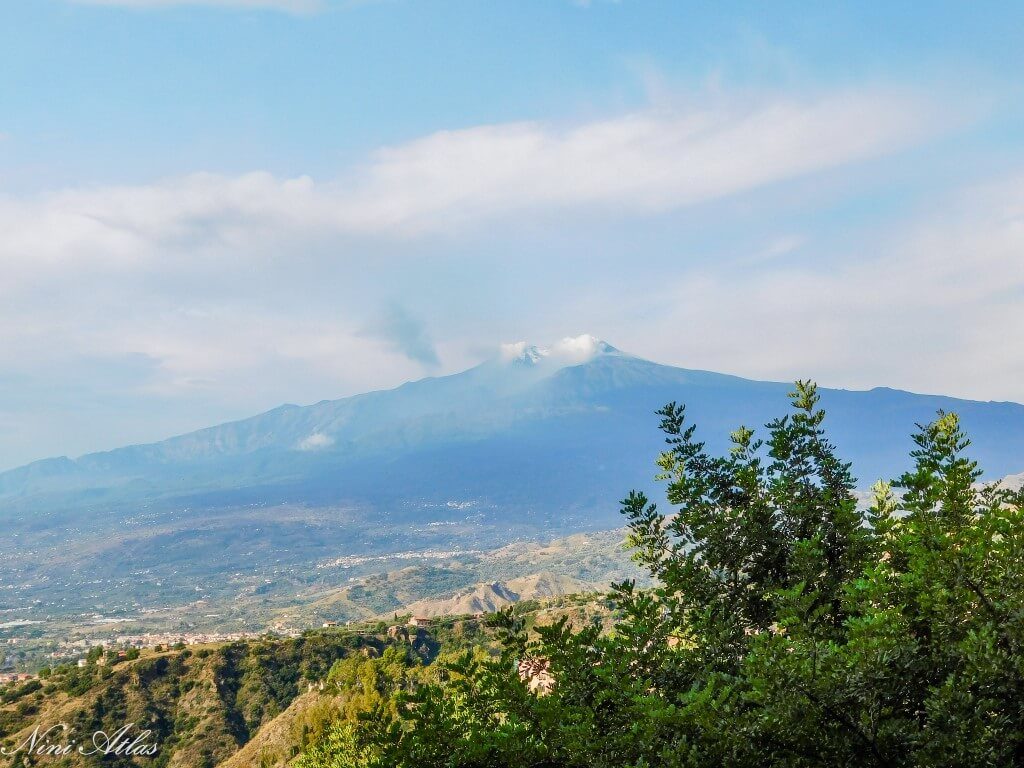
[
  {"left": 0, "top": 595, "right": 608, "bottom": 767},
  {"left": 1003, "top": 471, "right": 1024, "bottom": 491},
  {"left": 216, "top": 691, "right": 328, "bottom": 768},
  {"left": 0, "top": 632, "right": 390, "bottom": 768},
  {"left": 403, "top": 572, "right": 596, "bottom": 617}
]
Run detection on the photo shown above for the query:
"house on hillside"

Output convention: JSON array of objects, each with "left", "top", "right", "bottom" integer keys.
[{"left": 407, "top": 616, "right": 431, "bottom": 629}]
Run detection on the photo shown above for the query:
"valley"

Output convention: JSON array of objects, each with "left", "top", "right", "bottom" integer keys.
[{"left": 0, "top": 523, "right": 641, "bottom": 671}]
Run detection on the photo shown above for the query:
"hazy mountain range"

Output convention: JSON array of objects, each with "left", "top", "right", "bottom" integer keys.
[{"left": 3, "top": 334, "right": 1023, "bottom": 525}]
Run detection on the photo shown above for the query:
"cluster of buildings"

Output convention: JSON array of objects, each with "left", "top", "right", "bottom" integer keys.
[
  {"left": 317, "top": 548, "right": 482, "bottom": 570},
  {"left": 110, "top": 630, "right": 259, "bottom": 648},
  {"left": 10, "top": 611, "right": 486, "bottom": 676},
  {"left": 0, "top": 671, "right": 35, "bottom": 684},
  {"left": 41, "top": 629, "right": 284, "bottom": 667}
]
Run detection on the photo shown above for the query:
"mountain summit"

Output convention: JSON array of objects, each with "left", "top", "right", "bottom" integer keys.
[{"left": 498, "top": 334, "right": 622, "bottom": 367}]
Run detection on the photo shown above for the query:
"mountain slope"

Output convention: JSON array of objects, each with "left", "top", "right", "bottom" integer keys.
[
  {"left": 2, "top": 335, "right": 1023, "bottom": 522},
  {"left": 403, "top": 572, "right": 597, "bottom": 618}
]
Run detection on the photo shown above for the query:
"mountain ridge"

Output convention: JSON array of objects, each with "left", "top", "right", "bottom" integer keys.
[{"left": 2, "top": 336, "right": 1023, "bottom": 513}]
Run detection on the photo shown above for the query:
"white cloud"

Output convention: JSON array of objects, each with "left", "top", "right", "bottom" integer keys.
[
  {"left": 73, "top": 0, "right": 613, "bottom": 9},
  {"left": 0, "top": 90, "right": 942, "bottom": 333},
  {"left": 297, "top": 431, "right": 334, "bottom": 451},
  {"left": 346, "top": 89, "right": 933, "bottom": 231},
  {"left": 0, "top": 89, "right": 936, "bottom": 283},
  {"left": 623, "top": 174, "right": 1024, "bottom": 403},
  {"left": 498, "top": 334, "right": 614, "bottom": 367},
  {"left": 70, "top": 0, "right": 324, "bottom": 12},
  {"left": 744, "top": 234, "right": 806, "bottom": 264}
]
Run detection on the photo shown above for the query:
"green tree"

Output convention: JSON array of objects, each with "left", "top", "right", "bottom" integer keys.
[
  {"left": 740, "top": 412, "right": 1024, "bottom": 766},
  {"left": 298, "top": 385, "right": 1024, "bottom": 768}
]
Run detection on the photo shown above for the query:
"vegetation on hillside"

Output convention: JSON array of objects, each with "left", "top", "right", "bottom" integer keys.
[
  {"left": 0, "top": 632, "right": 395, "bottom": 768},
  {"left": 296, "top": 382, "right": 1024, "bottom": 768}
]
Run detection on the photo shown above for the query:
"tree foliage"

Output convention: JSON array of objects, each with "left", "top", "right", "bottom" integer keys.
[{"left": 299, "top": 383, "right": 1024, "bottom": 767}]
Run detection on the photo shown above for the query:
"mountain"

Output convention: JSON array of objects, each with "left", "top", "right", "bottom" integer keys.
[
  {"left": 3, "top": 335, "right": 1024, "bottom": 634},
  {"left": 2, "top": 334, "right": 1022, "bottom": 520},
  {"left": 403, "top": 572, "right": 598, "bottom": 618},
  {"left": 1004, "top": 471, "right": 1024, "bottom": 491}
]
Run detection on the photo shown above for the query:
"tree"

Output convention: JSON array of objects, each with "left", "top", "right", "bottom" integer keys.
[{"left": 299, "top": 385, "right": 1024, "bottom": 768}]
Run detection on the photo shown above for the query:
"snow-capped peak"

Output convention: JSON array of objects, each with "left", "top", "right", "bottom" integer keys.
[
  {"left": 498, "top": 334, "right": 620, "bottom": 367},
  {"left": 499, "top": 341, "right": 549, "bottom": 365}
]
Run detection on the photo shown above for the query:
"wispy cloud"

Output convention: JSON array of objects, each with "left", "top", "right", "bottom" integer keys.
[
  {"left": 69, "top": 0, "right": 324, "bottom": 13},
  {"left": 627, "top": 174, "right": 1024, "bottom": 403},
  {"left": 297, "top": 431, "right": 334, "bottom": 450},
  {"left": 346, "top": 89, "right": 934, "bottom": 231},
  {"left": 73, "top": 0, "right": 599, "bottom": 9},
  {"left": 742, "top": 234, "right": 806, "bottom": 265},
  {"left": 0, "top": 89, "right": 939, "bottom": 274}
]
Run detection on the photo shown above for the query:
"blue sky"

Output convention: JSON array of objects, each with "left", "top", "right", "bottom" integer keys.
[{"left": 1, "top": 0, "right": 1024, "bottom": 469}]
